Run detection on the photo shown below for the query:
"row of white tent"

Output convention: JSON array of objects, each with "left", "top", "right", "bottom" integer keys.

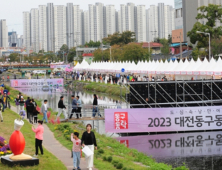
[{"left": 74, "top": 58, "right": 222, "bottom": 76}]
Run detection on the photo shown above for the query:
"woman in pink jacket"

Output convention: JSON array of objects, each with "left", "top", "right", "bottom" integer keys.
[{"left": 32, "top": 120, "right": 44, "bottom": 157}]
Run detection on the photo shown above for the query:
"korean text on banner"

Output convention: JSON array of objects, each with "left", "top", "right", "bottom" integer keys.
[{"left": 105, "top": 106, "right": 222, "bottom": 133}]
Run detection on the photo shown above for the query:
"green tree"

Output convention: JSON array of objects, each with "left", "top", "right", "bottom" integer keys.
[
  {"left": 68, "top": 47, "right": 76, "bottom": 63},
  {"left": 93, "top": 49, "right": 110, "bottom": 61},
  {"left": 187, "top": 4, "right": 222, "bottom": 50},
  {"left": 159, "top": 38, "right": 170, "bottom": 55},
  {"left": 8, "top": 53, "right": 19, "bottom": 62},
  {"left": 103, "top": 31, "right": 136, "bottom": 46},
  {"left": 122, "top": 43, "right": 150, "bottom": 63},
  {"left": 85, "top": 40, "right": 101, "bottom": 47}
]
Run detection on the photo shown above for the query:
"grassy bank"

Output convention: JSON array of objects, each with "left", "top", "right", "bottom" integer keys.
[
  {"left": 76, "top": 81, "right": 128, "bottom": 96},
  {"left": 47, "top": 122, "right": 187, "bottom": 170},
  {"left": 6, "top": 86, "right": 188, "bottom": 170},
  {"left": 0, "top": 110, "right": 67, "bottom": 170}
]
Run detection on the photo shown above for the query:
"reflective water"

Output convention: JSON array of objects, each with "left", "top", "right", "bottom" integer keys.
[
  {"left": 117, "top": 131, "right": 222, "bottom": 170},
  {"left": 16, "top": 87, "right": 222, "bottom": 169}
]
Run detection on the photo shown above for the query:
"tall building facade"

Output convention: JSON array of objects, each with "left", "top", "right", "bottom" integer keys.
[
  {"left": 147, "top": 4, "right": 174, "bottom": 42},
  {"left": 31, "top": 8, "right": 39, "bottom": 53},
  {"left": 54, "top": 5, "right": 66, "bottom": 52},
  {"left": 66, "top": 3, "right": 74, "bottom": 48},
  {"left": 23, "top": 12, "right": 31, "bottom": 54},
  {"left": 0, "top": 20, "right": 8, "bottom": 48},
  {"left": 136, "top": 5, "right": 146, "bottom": 42},
  {"left": 105, "top": 5, "right": 116, "bottom": 37},
  {"left": 47, "top": 3, "right": 54, "bottom": 52},
  {"left": 73, "top": 5, "right": 82, "bottom": 46},
  {"left": 126, "top": 3, "right": 136, "bottom": 32},
  {"left": 39, "top": 5, "right": 47, "bottom": 52}
]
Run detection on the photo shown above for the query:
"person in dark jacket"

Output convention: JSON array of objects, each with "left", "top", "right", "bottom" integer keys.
[
  {"left": 57, "top": 96, "right": 68, "bottom": 121},
  {"left": 2, "top": 92, "right": 10, "bottom": 112},
  {"left": 81, "top": 124, "right": 97, "bottom": 170},
  {"left": 27, "top": 100, "right": 34, "bottom": 124},
  {"left": 25, "top": 97, "right": 31, "bottom": 119},
  {"left": 32, "top": 99, "right": 39, "bottom": 124},
  {"left": 69, "top": 95, "right": 77, "bottom": 119},
  {"left": 92, "top": 94, "right": 101, "bottom": 117}
]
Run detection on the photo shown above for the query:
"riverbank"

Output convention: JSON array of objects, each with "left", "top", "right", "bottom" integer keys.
[
  {"left": 0, "top": 110, "right": 67, "bottom": 170},
  {"left": 75, "top": 81, "right": 128, "bottom": 97},
  {"left": 6, "top": 86, "right": 188, "bottom": 170}
]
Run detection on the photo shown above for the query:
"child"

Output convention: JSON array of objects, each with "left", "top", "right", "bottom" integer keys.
[{"left": 71, "top": 132, "right": 81, "bottom": 170}]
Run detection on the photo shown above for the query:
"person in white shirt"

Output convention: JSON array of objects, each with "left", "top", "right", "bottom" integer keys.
[{"left": 41, "top": 100, "right": 48, "bottom": 123}]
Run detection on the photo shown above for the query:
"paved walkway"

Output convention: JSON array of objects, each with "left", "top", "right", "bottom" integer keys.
[{"left": 10, "top": 105, "right": 97, "bottom": 170}]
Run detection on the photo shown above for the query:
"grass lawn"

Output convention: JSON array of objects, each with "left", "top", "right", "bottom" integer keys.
[
  {"left": 0, "top": 109, "right": 67, "bottom": 170},
  {"left": 47, "top": 123, "right": 188, "bottom": 170},
  {"left": 76, "top": 81, "right": 128, "bottom": 96}
]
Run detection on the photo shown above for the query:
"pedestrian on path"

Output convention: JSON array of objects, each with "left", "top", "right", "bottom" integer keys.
[
  {"left": 81, "top": 124, "right": 97, "bottom": 170},
  {"left": 15, "top": 95, "right": 20, "bottom": 114},
  {"left": 27, "top": 100, "right": 34, "bottom": 124},
  {"left": 57, "top": 96, "right": 68, "bottom": 121},
  {"left": 2, "top": 92, "right": 10, "bottom": 112},
  {"left": 76, "top": 96, "right": 82, "bottom": 118},
  {"left": 25, "top": 97, "right": 31, "bottom": 119},
  {"left": 69, "top": 95, "right": 77, "bottom": 119},
  {"left": 0, "top": 104, "right": 3, "bottom": 122},
  {"left": 32, "top": 120, "right": 44, "bottom": 157},
  {"left": 92, "top": 94, "right": 101, "bottom": 118},
  {"left": 41, "top": 100, "right": 48, "bottom": 123},
  {"left": 19, "top": 97, "right": 25, "bottom": 111},
  {"left": 32, "top": 99, "right": 39, "bottom": 124},
  {"left": 71, "top": 132, "right": 81, "bottom": 170}
]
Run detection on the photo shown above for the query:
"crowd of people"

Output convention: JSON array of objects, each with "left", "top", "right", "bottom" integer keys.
[{"left": 0, "top": 88, "right": 98, "bottom": 170}]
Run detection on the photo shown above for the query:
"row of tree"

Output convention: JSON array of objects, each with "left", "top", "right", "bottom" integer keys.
[{"left": 93, "top": 43, "right": 151, "bottom": 63}]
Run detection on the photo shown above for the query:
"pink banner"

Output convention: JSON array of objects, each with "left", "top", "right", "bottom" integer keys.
[
  {"left": 10, "top": 79, "right": 63, "bottom": 88},
  {"left": 105, "top": 106, "right": 222, "bottom": 133},
  {"left": 50, "top": 64, "right": 70, "bottom": 69}
]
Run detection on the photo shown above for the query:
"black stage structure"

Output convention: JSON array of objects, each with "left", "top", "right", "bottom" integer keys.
[{"left": 125, "top": 80, "right": 222, "bottom": 108}]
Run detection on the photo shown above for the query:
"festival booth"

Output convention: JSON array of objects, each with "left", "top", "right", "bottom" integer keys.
[{"left": 73, "top": 58, "right": 222, "bottom": 81}]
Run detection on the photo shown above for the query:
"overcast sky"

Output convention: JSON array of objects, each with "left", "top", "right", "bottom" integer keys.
[{"left": 0, "top": 0, "right": 174, "bottom": 35}]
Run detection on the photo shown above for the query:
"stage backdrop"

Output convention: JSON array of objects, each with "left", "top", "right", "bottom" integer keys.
[
  {"left": 10, "top": 79, "right": 63, "bottom": 88},
  {"left": 105, "top": 106, "right": 222, "bottom": 133}
]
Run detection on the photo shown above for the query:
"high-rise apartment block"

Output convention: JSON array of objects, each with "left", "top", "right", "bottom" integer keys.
[
  {"left": 0, "top": 19, "right": 8, "bottom": 48},
  {"left": 23, "top": 2, "right": 176, "bottom": 53}
]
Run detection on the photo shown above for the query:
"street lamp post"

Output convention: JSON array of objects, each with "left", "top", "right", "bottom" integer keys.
[{"left": 196, "top": 31, "right": 211, "bottom": 60}]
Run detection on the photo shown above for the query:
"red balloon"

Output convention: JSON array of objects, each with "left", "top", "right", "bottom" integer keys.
[{"left": 9, "top": 131, "right": 26, "bottom": 155}]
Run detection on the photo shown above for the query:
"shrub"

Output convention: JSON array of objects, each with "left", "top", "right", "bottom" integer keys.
[
  {"left": 116, "top": 163, "right": 123, "bottom": 169},
  {"left": 107, "top": 156, "right": 113, "bottom": 162},
  {"left": 122, "top": 168, "right": 127, "bottom": 170},
  {"left": 112, "top": 160, "right": 119, "bottom": 167},
  {"left": 102, "top": 156, "right": 107, "bottom": 161},
  {"left": 98, "top": 149, "right": 104, "bottom": 154}
]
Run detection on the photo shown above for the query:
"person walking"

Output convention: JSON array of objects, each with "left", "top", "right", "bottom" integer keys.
[
  {"left": 81, "top": 124, "right": 97, "bottom": 170},
  {"left": 76, "top": 96, "right": 82, "bottom": 118},
  {"left": 0, "top": 104, "right": 3, "bottom": 122},
  {"left": 15, "top": 95, "right": 20, "bottom": 114},
  {"left": 32, "top": 99, "right": 39, "bottom": 124},
  {"left": 25, "top": 97, "right": 31, "bottom": 119},
  {"left": 92, "top": 94, "right": 101, "bottom": 117},
  {"left": 32, "top": 120, "right": 44, "bottom": 157},
  {"left": 71, "top": 132, "right": 81, "bottom": 170},
  {"left": 27, "top": 100, "right": 34, "bottom": 124},
  {"left": 69, "top": 95, "right": 77, "bottom": 119},
  {"left": 41, "top": 100, "right": 48, "bottom": 123},
  {"left": 19, "top": 97, "right": 25, "bottom": 111},
  {"left": 2, "top": 92, "right": 10, "bottom": 112},
  {"left": 57, "top": 96, "right": 68, "bottom": 121}
]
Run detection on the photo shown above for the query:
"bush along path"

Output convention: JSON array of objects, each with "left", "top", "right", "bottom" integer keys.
[
  {"left": 9, "top": 104, "right": 97, "bottom": 170},
  {"left": 7, "top": 86, "right": 188, "bottom": 170}
]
